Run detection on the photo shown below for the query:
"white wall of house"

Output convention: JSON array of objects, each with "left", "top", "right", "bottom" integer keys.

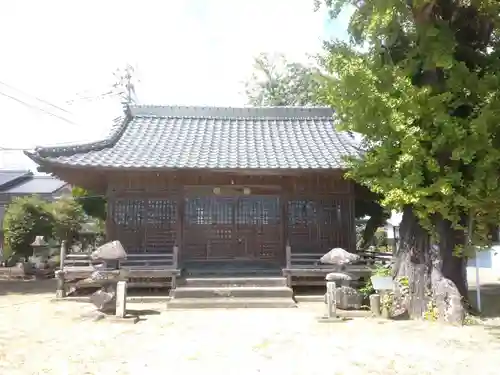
[
  {"left": 467, "top": 246, "right": 500, "bottom": 274},
  {"left": 384, "top": 211, "right": 500, "bottom": 275}
]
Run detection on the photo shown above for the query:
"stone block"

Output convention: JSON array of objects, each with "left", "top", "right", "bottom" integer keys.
[
  {"left": 116, "top": 281, "right": 127, "bottom": 318},
  {"left": 336, "top": 286, "right": 362, "bottom": 310}
]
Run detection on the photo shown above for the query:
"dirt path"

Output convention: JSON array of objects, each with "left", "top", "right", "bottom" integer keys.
[{"left": 0, "top": 287, "right": 499, "bottom": 375}]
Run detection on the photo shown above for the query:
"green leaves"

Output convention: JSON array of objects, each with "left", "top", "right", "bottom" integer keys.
[
  {"left": 3, "top": 196, "right": 55, "bottom": 259},
  {"left": 72, "top": 187, "right": 107, "bottom": 220},
  {"left": 318, "top": 0, "right": 500, "bottom": 245},
  {"left": 244, "top": 53, "right": 324, "bottom": 106},
  {"left": 3, "top": 195, "right": 85, "bottom": 260}
]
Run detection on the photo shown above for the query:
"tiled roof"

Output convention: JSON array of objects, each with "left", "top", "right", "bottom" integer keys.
[
  {"left": 25, "top": 106, "right": 361, "bottom": 170},
  {"left": 3, "top": 175, "right": 67, "bottom": 194},
  {"left": 0, "top": 170, "right": 32, "bottom": 191}
]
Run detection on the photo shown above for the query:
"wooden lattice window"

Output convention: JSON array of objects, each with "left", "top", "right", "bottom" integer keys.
[
  {"left": 113, "top": 199, "right": 145, "bottom": 228},
  {"left": 211, "top": 197, "right": 233, "bottom": 225},
  {"left": 238, "top": 197, "right": 279, "bottom": 225},
  {"left": 322, "top": 201, "right": 343, "bottom": 225},
  {"left": 146, "top": 199, "right": 177, "bottom": 227},
  {"left": 184, "top": 197, "right": 233, "bottom": 225},
  {"left": 287, "top": 200, "right": 317, "bottom": 225}
]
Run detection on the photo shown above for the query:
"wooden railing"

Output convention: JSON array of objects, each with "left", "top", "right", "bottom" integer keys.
[
  {"left": 58, "top": 242, "right": 181, "bottom": 289},
  {"left": 282, "top": 243, "right": 392, "bottom": 286},
  {"left": 63, "top": 248, "right": 179, "bottom": 270}
]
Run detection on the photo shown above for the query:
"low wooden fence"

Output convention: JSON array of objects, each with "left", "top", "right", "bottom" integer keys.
[
  {"left": 282, "top": 244, "right": 392, "bottom": 286},
  {"left": 57, "top": 241, "right": 181, "bottom": 296}
]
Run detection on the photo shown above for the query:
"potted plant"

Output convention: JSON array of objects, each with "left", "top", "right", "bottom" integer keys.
[{"left": 370, "top": 265, "right": 394, "bottom": 292}]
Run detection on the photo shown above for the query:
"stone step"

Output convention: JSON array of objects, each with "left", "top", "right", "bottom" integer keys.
[
  {"left": 179, "top": 277, "right": 287, "bottom": 288},
  {"left": 184, "top": 269, "right": 281, "bottom": 277},
  {"left": 170, "top": 286, "right": 293, "bottom": 299},
  {"left": 167, "top": 297, "right": 297, "bottom": 309}
]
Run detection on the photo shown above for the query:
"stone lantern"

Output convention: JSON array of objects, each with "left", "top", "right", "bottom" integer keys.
[{"left": 31, "top": 236, "right": 50, "bottom": 268}]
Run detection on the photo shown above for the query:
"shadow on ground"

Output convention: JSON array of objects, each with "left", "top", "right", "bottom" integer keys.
[
  {"left": 468, "top": 285, "right": 500, "bottom": 318},
  {"left": 1, "top": 279, "right": 499, "bottom": 318},
  {"left": 484, "top": 324, "right": 500, "bottom": 339},
  {"left": 0, "top": 279, "right": 56, "bottom": 296},
  {"left": 127, "top": 309, "right": 161, "bottom": 316}
]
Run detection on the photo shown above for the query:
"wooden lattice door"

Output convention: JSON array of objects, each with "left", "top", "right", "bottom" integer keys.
[
  {"left": 235, "top": 196, "right": 281, "bottom": 261},
  {"left": 183, "top": 196, "right": 240, "bottom": 260},
  {"left": 183, "top": 195, "right": 282, "bottom": 261}
]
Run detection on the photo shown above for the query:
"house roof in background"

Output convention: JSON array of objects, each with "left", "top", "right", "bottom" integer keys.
[
  {"left": 0, "top": 169, "right": 67, "bottom": 196},
  {"left": 0, "top": 169, "right": 32, "bottom": 191},
  {"left": 2, "top": 175, "right": 67, "bottom": 194},
  {"left": 25, "top": 105, "right": 362, "bottom": 171}
]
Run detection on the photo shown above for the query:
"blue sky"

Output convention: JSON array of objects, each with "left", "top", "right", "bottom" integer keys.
[{"left": 0, "top": 0, "right": 352, "bottom": 171}]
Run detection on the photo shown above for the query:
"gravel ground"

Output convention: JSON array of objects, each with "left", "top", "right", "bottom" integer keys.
[{"left": 1, "top": 281, "right": 500, "bottom": 375}]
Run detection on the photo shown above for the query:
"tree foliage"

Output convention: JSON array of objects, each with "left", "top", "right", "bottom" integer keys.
[
  {"left": 49, "top": 197, "right": 85, "bottom": 243},
  {"left": 245, "top": 53, "right": 324, "bottom": 106},
  {"left": 317, "top": 0, "right": 500, "bottom": 244},
  {"left": 72, "top": 187, "right": 107, "bottom": 221},
  {"left": 244, "top": 52, "right": 389, "bottom": 248},
  {"left": 3, "top": 195, "right": 85, "bottom": 261},
  {"left": 3, "top": 196, "right": 54, "bottom": 260},
  {"left": 316, "top": 0, "right": 500, "bottom": 305}
]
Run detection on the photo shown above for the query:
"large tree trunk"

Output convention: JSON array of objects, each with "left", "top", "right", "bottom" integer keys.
[
  {"left": 357, "top": 214, "right": 385, "bottom": 250},
  {"left": 436, "top": 218, "right": 468, "bottom": 300},
  {"left": 393, "top": 205, "right": 431, "bottom": 318},
  {"left": 393, "top": 206, "right": 466, "bottom": 323}
]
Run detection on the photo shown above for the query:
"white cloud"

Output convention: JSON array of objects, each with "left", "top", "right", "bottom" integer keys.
[{"left": 0, "top": 0, "right": 329, "bottom": 170}]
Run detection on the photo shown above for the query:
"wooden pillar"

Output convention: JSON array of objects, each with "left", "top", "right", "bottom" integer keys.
[
  {"left": 348, "top": 181, "right": 356, "bottom": 252},
  {"left": 280, "top": 194, "right": 288, "bottom": 266},
  {"left": 176, "top": 188, "right": 184, "bottom": 265},
  {"left": 172, "top": 245, "right": 179, "bottom": 289},
  {"left": 285, "top": 239, "right": 292, "bottom": 287},
  {"left": 105, "top": 189, "right": 115, "bottom": 242}
]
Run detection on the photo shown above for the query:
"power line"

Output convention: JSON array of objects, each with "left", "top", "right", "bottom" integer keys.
[
  {"left": 0, "top": 80, "right": 71, "bottom": 115},
  {"left": 0, "top": 91, "right": 80, "bottom": 126},
  {"left": 0, "top": 147, "right": 30, "bottom": 151}
]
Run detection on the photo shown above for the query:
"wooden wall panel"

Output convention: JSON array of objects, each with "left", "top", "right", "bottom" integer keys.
[{"left": 105, "top": 171, "right": 355, "bottom": 258}]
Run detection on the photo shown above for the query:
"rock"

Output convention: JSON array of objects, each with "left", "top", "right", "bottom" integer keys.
[
  {"left": 90, "top": 289, "right": 117, "bottom": 314},
  {"left": 90, "top": 270, "right": 109, "bottom": 281},
  {"left": 432, "top": 270, "right": 465, "bottom": 325},
  {"left": 90, "top": 241, "right": 127, "bottom": 261},
  {"left": 320, "top": 248, "right": 360, "bottom": 265},
  {"left": 325, "top": 272, "right": 355, "bottom": 281},
  {"left": 324, "top": 286, "right": 363, "bottom": 309},
  {"left": 336, "top": 286, "right": 363, "bottom": 310},
  {"left": 87, "top": 241, "right": 128, "bottom": 315}
]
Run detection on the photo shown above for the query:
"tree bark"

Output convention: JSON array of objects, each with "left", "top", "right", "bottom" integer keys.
[
  {"left": 435, "top": 218, "right": 468, "bottom": 300},
  {"left": 393, "top": 205, "right": 431, "bottom": 318},
  {"left": 393, "top": 206, "right": 466, "bottom": 323}
]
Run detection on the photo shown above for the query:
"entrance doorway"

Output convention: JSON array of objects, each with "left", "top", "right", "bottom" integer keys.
[{"left": 182, "top": 195, "right": 281, "bottom": 263}]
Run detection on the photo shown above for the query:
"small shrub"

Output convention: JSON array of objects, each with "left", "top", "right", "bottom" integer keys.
[
  {"left": 424, "top": 300, "right": 439, "bottom": 321},
  {"left": 50, "top": 197, "right": 84, "bottom": 244},
  {"left": 3, "top": 196, "right": 53, "bottom": 260},
  {"left": 3, "top": 195, "right": 86, "bottom": 261}
]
